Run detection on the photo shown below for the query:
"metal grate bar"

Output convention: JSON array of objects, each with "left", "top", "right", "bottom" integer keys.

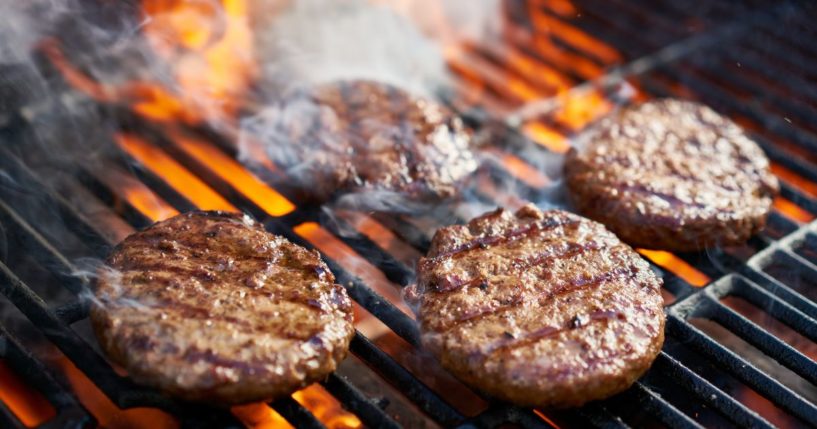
[
  {"left": 734, "top": 262, "right": 817, "bottom": 320},
  {"left": 75, "top": 168, "right": 153, "bottom": 230},
  {"left": 728, "top": 276, "right": 817, "bottom": 343},
  {"left": 706, "top": 296, "right": 817, "bottom": 386},
  {"left": 0, "top": 404, "right": 25, "bottom": 429},
  {"left": 270, "top": 397, "right": 327, "bottom": 429},
  {"left": 653, "top": 351, "right": 774, "bottom": 429},
  {"left": 313, "top": 211, "right": 416, "bottom": 287},
  {"left": 0, "top": 325, "right": 94, "bottom": 428},
  {"left": 655, "top": 65, "right": 817, "bottom": 154},
  {"left": 0, "top": 199, "right": 86, "bottom": 296},
  {"left": 751, "top": 134, "right": 817, "bottom": 185},
  {"left": 370, "top": 212, "right": 432, "bottom": 252},
  {"left": 0, "top": 147, "right": 111, "bottom": 255},
  {"left": 459, "top": 404, "right": 555, "bottom": 429},
  {"left": 780, "top": 182, "right": 817, "bottom": 215},
  {"left": 689, "top": 52, "right": 817, "bottom": 126},
  {"left": 322, "top": 373, "right": 401, "bottom": 429},
  {"left": 716, "top": 46, "right": 817, "bottom": 105},
  {"left": 629, "top": 382, "right": 704, "bottom": 429},
  {"left": 348, "top": 334, "right": 463, "bottom": 425},
  {"left": 738, "top": 34, "right": 817, "bottom": 84},
  {"left": 572, "top": 404, "right": 629, "bottom": 429},
  {"left": 666, "top": 315, "right": 817, "bottom": 424}
]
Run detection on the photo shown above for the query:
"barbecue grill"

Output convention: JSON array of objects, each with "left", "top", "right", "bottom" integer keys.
[{"left": 1, "top": 0, "right": 817, "bottom": 428}]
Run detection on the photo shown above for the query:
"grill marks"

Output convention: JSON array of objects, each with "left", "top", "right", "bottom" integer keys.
[
  {"left": 440, "top": 263, "right": 639, "bottom": 332},
  {"left": 424, "top": 216, "right": 579, "bottom": 262},
  {"left": 259, "top": 80, "right": 478, "bottom": 202},
  {"left": 486, "top": 310, "right": 626, "bottom": 355},
  {"left": 414, "top": 205, "right": 665, "bottom": 408},
  {"left": 91, "top": 211, "right": 354, "bottom": 404},
  {"left": 428, "top": 238, "right": 602, "bottom": 293},
  {"left": 564, "top": 99, "right": 778, "bottom": 251}
]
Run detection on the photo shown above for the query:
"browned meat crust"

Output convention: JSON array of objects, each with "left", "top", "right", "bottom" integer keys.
[
  {"left": 564, "top": 99, "right": 779, "bottom": 252},
  {"left": 257, "top": 79, "right": 478, "bottom": 202},
  {"left": 410, "top": 204, "right": 665, "bottom": 408},
  {"left": 91, "top": 211, "right": 354, "bottom": 404}
]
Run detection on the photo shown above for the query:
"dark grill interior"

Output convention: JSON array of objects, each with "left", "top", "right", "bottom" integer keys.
[{"left": 1, "top": 0, "right": 817, "bottom": 428}]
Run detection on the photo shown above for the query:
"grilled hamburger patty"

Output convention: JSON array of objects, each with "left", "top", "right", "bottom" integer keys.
[
  {"left": 564, "top": 99, "right": 779, "bottom": 252},
  {"left": 91, "top": 211, "right": 354, "bottom": 404},
  {"left": 410, "top": 205, "right": 665, "bottom": 408},
  {"left": 255, "top": 79, "right": 478, "bottom": 202}
]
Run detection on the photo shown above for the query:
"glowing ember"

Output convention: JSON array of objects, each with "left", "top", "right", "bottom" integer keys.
[
  {"left": 0, "top": 361, "right": 56, "bottom": 427},
  {"left": 493, "top": 151, "right": 551, "bottom": 188},
  {"left": 54, "top": 355, "right": 178, "bottom": 429},
  {"left": 232, "top": 402, "right": 292, "bottom": 429},
  {"left": 115, "top": 134, "right": 236, "bottom": 212},
  {"left": 293, "top": 385, "right": 362, "bottom": 429},
  {"left": 533, "top": 409, "right": 562, "bottom": 428},
  {"left": 770, "top": 164, "right": 817, "bottom": 197},
  {"left": 540, "top": 0, "right": 578, "bottom": 18},
  {"left": 294, "top": 222, "right": 409, "bottom": 315},
  {"left": 169, "top": 132, "right": 294, "bottom": 216},
  {"left": 95, "top": 166, "right": 179, "bottom": 223},
  {"left": 637, "top": 249, "right": 710, "bottom": 287},
  {"left": 773, "top": 197, "right": 815, "bottom": 223},
  {"left": 528, "top": 6, "right": 621, "bottom": 65},
  {"left": 522, "top": 122, "right": 570, "bottom": 153},
  {"left": 551, "top": 90, "right": 612, "bottom": 130}
]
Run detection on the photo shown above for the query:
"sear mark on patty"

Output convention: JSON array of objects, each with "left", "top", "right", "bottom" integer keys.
[
  {"left": 246, "top": 79, "right": 478, "bottom": 205},
  {"left": 91, "top": 211, "right": 354, "bottom": 405},
  {"left": 409, "top": 204, "right": 665, "bottom": 408},
  {"left": 564, "top": 98, "right": 778, "bottom": 252}
]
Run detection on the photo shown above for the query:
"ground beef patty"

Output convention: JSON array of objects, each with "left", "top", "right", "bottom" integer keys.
[
  {"left": 409, "top": 204, "right": 665, "bottom": 408},
  {"left": 91, "top": 211, "right": 354, "bottom": 404},
  {"left": 564, "top": 99, "right": 779, "bottom": 252},
  {"left": 251, "top": 79, "right": 478, "bottom": 203}
]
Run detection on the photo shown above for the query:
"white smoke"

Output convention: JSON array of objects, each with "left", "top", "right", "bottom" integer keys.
[{"left": 252, "top": 0, "right": 501, "bottom": 96}]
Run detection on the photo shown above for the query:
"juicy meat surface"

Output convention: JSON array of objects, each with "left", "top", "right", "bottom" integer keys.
[
  {"left": 410, "top": 204, "right": 665, "bottom": 408},
  {"left": 564, "top": 99, "right": 779, "bottom": 252},
  {"left": 247, "top": 79, "right": 478, "bottom": 203},
  {"left": 91, "top": 211, "right": 354, "bottom": 404}
]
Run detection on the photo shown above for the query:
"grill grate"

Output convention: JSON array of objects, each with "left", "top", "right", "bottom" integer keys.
[{"left": 2, "top": 0, "right": 817, "bottom": 428}]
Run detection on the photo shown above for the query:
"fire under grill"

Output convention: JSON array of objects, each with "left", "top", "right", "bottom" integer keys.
[{"left": 1, "top": 0, "right": 817, "bottom": 428}]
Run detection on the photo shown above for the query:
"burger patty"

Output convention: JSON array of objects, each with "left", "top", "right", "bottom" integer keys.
[
  {"left": 409, "top": 204, "right": 665, "bottom": 408},
  {"left": 251, "top": 79, "right": 478, "bottom": 203},
  {"left": 564, "top": 99, "right": 779, "bottom": 252},
  {"left": 91, "top": 211, "right": 354, "bottom": 404}
]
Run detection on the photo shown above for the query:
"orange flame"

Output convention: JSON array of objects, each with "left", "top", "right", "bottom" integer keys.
[
  {"left": 493, "top": 150, "right": 551, "bottom": 188},
  {"left": 293, "top": 222, "right": 409, "bottom": 315},
  {"left": 140, "top": 0, "right": 257, "bottom": 123},
  {"left": 115, "top": 134, "right": 237, "bottom": 212},
  {"left": 94, "top": 166, "right": 179, "bottom": 222},
  {"left": 54, "top": 355, "right": 178, "bottom": 429},
  {"left": 231, "top": 403, "right": 292, "bottom": 429},
  {"left": 44, "top": 0, "right": 256, "bottom": 124},
  {"left": 540, "top": 0, "right": 578, "bottom": 18},
  {"left": 168, "top": 131, "right": 294, "bottom": 216},
  {"left": 293, "top": 385, "right": 362, "bottom": 429},
  {"left": 551, "top": 89, "right": 612, "bottom": 131},
  {"left": 773, "top": 197, "right": 814, "bottom": 224},
  {"left": 528, "top": 5, "right": 621, "bottom": 65},
  {"left": 637, "top": 249, "right": 710, "bottom": 287},
  {"left": 770, "top": 163, "right": 817, "bottom": 198},
  {"left": 523, "top": 121, "right": 570, "bottom": 153},
  {"left": 0, "top": 361, "right": 56, "bottom": 427}
]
